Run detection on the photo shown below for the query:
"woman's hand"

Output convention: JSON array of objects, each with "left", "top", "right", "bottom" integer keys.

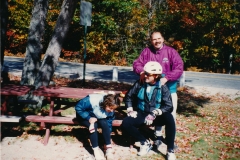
[
  {"left": 160, "top": 77, "right": 168, "bottom": 85},
  {"left": 89, "top": 117, "right": 97, "bottom": 124}
]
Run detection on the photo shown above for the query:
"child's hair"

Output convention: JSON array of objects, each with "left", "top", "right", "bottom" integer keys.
[{"left": 100, "top": 93, "right": 123, "bottom": 110}]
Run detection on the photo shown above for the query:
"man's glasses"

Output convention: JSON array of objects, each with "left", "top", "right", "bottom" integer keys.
[{"left": 144, "top": 71, "right": 154, "bottom": 77}]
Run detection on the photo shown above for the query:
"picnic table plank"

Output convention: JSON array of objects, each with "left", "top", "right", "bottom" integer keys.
[
  {"left": 25, "top": 115, "right": 122, "bottom": 126},
  {"left": 0, "top": 115, "right": 22, "bottom": 122},
  {"left": 0, "top": 84, "right": 34, "bottom": 96},
  {"left": 1, "top": 84, "right": 34, "bottom": 116},
  {"left": 33, "top": 86, "right": 120, "bottom": 99}
]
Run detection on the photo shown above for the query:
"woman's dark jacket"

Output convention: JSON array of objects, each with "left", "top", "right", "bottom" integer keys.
[{"left": 124, "top": 80, "right": 173, "bottom": 114}]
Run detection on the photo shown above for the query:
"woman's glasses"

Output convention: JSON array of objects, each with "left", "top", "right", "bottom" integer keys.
[{"left": 144, "top": 71, "right": 154, "bottom": 77}]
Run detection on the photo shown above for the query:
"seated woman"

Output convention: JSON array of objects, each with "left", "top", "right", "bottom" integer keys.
[
  {"left": 75, "top": 93, "right": 123, "bottom": 160},
  {"left": 121, "top": 61, "right": 176, "bottom": 160}
]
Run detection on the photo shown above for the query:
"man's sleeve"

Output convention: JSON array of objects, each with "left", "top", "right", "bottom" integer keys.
[
  {"left": 165, "top": 49, "right": 184, "bottom": 81},
  {"left": 133, "top": 49, "right": 147, "bottom": 75}
]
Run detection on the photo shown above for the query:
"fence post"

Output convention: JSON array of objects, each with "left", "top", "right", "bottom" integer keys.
[
  {"left": 179, "top": 71, "right": 185, "bottom": 87},
  {"left": 112, "top": 67, "right": 118, "bottom": 81}
]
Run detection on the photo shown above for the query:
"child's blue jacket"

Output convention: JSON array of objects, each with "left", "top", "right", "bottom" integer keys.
[{"left": 75, "top": 94, "right": 115, "bottom": 132}]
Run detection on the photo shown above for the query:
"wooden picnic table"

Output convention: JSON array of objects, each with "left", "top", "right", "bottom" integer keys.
[
  {"left": 32, "top": 86, "right": 120, "bottom": 116},
  {"left": 0, "top": 84, "right": 34, "bottom": 115},
  {"left": 28, "top": 86, "right": 122, "bottom": 145}
]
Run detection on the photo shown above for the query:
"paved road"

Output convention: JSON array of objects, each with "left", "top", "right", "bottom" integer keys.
[{"left": 2, "top": 56, "right": 240, "bottom": 91}]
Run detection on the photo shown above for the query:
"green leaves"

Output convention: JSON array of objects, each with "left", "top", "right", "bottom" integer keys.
[{"left": 6, "top": 0, "right": 240, "bottom": 72}]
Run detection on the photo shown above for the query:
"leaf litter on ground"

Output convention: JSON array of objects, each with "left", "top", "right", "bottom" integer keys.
[{"left": 2, "top": 74, "right": 240, "bottom": 160}]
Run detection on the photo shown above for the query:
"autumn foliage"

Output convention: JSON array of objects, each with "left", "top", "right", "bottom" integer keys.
[{"left": 5, "top": 0, "right": 240, "bottom": 73}]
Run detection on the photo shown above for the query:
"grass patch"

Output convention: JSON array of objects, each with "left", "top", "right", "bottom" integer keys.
[
  {"left": 176, "top": 102, "right": 240, "bottom": 160},
  {"left": 39, "top": 98, "right": 79, "bottom": 116},
  {"left": 60, "top": 106, "right": 76, "bottom": 116}
]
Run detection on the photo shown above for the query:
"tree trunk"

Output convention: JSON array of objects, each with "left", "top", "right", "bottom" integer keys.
[
  {"left": 20, "top": 0, "right": 49, "bottom": 85},
  {"left": 34, "top": 0, "right": 77, "bottom": 89},
  {"left": 1, "top": 0, "right": 8, "bottom": 69}
]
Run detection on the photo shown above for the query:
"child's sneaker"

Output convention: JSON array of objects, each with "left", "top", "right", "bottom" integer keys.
[
  {"left": 137, "top": 140, "right": 153, "bottom": 156},
  {"left": 105, "top": 148, "right": 114, "bottom": 160},
  {"left": 93, "top": 147, "right": 106, "bottom": 160},
  {"left": 167, "top": 151, "right": 176, "bottom": 160}
]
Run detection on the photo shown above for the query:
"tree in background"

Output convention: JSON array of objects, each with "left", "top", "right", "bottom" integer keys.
[
  {"left": 7, "top": 0, "right": 33, "bottom": 54},
  {"left": 20, "top": 0, "right": 49, "bottom": 86},
  {"left": 1, "top": 0, "right": 9, "bottom": 68},
  {"left": 80, "top": 0, "right": 142, "bottom": 65},
  {"left": 14, "top": 0, "right": 76, "bottom": 111},
  {"left": 188, "top": 0, "right": 239, "bottom": 73},
  {"left": 1, "top": 0, "right": 10, "bottom": 84},
  {"left": 153, "top": 0, "right": 240, "bottom": 73},
  {"left": 4, "top": 0, "right": 240, "bottom": 73},
  {"left": 33, "top": 0, "right": 77, "bottom": 89}
]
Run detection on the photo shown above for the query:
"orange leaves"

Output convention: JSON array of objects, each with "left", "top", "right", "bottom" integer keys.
[
  {"left": 181, "top": 16, "right": 197, "bottom": 27},
  {"left": 172, "top": 41, "right": 184, "bottom": 51},
  {"left": 175, "top": 84, "right": 240, "bottom": 158},
  {"left": 6, "top": 30, "right": 15, "bottom": 39}
]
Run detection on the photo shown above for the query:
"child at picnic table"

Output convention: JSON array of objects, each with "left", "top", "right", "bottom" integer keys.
[
  {"left": 121, "top": 61, "right": 176, "bottom": 160},
  {"left": 75, "top": 92, "right": 123, "bottom": 160}
]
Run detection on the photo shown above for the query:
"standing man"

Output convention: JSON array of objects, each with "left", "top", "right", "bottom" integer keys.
[{"left": 133, "top": 31, "right": 184, "bottom": 122}]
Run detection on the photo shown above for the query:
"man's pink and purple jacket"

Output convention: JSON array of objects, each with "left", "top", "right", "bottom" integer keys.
[{"left": 133, "top": 44, "right": 184, "bottom": 93}]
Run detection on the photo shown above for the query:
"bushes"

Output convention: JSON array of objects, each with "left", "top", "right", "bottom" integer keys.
[{"left": 5, "top": 0, "right": 240, "bottom": 73}]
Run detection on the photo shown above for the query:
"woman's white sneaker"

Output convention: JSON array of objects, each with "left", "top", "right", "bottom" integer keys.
[
  {"left": 137, "top": 140, "right": 153, "bottom": 156},
  {"left": 167, "top": 152, "right": 176, "bottom": 160}
]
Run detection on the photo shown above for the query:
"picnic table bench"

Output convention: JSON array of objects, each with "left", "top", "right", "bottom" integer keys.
[{"left": 24, "top": 86, "right": 123, "bottom": 145}]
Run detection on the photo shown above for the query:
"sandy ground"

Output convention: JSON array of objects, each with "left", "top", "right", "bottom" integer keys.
[
  {"left": 1, "top": 85, "right": 240, "bottom": 160},
  {"left": 187, "top": 85, "right": 240, "bottom": 99},
  {"left": 0, "top": 134, "right": 163, "bottom": 160}
]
